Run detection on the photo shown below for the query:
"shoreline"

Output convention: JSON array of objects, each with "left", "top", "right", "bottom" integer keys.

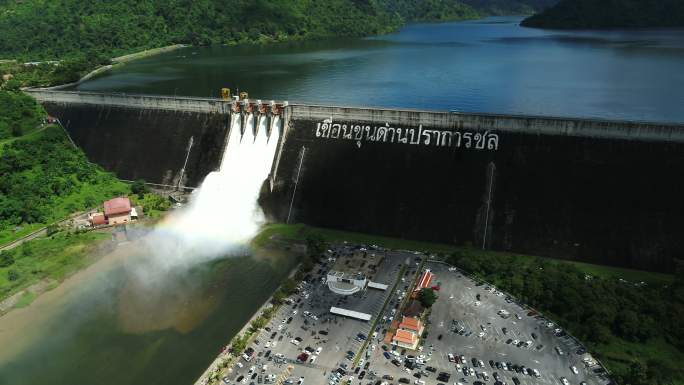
[
  {"left": 193, "top": 259, "right": 302, "bottom": 385},
  {"left": 43, "top": 44, "right": 189, "bottom": 90}
]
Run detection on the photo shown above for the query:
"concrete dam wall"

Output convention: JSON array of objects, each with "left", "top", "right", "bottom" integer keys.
[
  {"left": 268, "top": 106, "right": 684, "bottom": 272},
  {"left": 28, "top": 90, "right": 684, "bottom": 272},
  {"left": 30, "top": 91, "right": 232, "bottom": 188}
]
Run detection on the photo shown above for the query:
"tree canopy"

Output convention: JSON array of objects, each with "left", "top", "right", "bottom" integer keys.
[
  {"left": 448, "top": 250, "right": 684, "bottom": 384},
  {"left": 522, "top": 0, "right": 684, "bottom": 29},
  {"left": 418, "top": 287, "right": 438, "bottom": 308}
]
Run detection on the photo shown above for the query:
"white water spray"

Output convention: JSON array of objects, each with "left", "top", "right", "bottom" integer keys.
[{"left": 138, "top": 111, "right": 281, "bottom": 273}]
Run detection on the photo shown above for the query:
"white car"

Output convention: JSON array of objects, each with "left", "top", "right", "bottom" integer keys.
[
  {"left": 290, "top": 339, "right": 300, "bottom": 346},
  {"left": 265, "top": 341, "right": 271, "bottom": 348},
  {"left": 478, "top": 332, "right": 486, "bottom": 338},
  {"left": 448, "top": 353, "right": 455, "bottom": 362},
  {"left": 316, "top": 347, "right": 323, "bottom": 355},
  {"left": 560, "top": 377, "right": 570, "bottom": 385},
  {"left": 236, "top": 362, "right": 244, "bottom": 368},
  {"left": 571, "top": 366, "right": 579, "bottom": 374},
  {"left": 292, "top": 310, "right": 298, "bottom": 315},
  {"left": 309, "top": 355, "right": 317, "bottom": 363},
  {"left": 297, "top": 377, "right": 305, "bottom": 385}
]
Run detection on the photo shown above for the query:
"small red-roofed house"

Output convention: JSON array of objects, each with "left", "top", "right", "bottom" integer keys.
[{"left": 104, "top": 197, "right": 132, "bottom": 226}]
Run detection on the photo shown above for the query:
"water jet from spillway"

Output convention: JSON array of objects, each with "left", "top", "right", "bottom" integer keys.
[{"left": 136, "top": 110, "right": 281, "bottom": 275}]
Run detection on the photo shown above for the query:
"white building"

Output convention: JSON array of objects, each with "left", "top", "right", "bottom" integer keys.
[
  {"left": 326, "top": 270, "right": 368, "bottom": 295},
  {"left": 326, "top": 251, "right": 382, "bottom": 295}
]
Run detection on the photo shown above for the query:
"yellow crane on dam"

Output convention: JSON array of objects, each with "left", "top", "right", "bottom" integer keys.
[{"left": 221, "top": 88, "right": 249, "bottom": 100}]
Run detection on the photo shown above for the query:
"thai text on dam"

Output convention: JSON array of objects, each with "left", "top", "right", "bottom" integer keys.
[{"left": 315, "top": 119, "right": 500, "bottom": 150}]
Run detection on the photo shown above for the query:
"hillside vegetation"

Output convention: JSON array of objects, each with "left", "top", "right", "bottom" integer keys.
[
  {"left": 522, "top": 0, "right": 684, "bottom": 29},
  {"left": 0, "top": 90, "right": 130, "bottom": 245},
  {"left": 461, "top": 0, "right": 558, "bottom": 15},
  {"left": 0, "top": 0, "right": 551, "bottom": 87}
]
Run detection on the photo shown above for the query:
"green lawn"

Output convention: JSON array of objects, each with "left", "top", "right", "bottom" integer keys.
[
  {"left": 596, "top": 337, "right": 684, "bottom": 382},
  {"left": 0, "top": 231, "right": 109, "bottom": 301},
  {"left": 255, "top": 223, "right": 674, "bottom": 285},
  {"left": 567, "top": 260, "right": 674, "bottom": 286}
]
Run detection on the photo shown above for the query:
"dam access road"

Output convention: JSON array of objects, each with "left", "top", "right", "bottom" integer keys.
[{"left": 25, "top": 89, "right": 684, "bottom": 273}]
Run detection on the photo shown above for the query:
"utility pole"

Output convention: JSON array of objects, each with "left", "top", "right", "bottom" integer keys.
[
  {"left": 286, "top": 146, "right": 306, "bottom": 224},
  {"left": 482, "top": 162, "right": 496, "bottom": 250}
]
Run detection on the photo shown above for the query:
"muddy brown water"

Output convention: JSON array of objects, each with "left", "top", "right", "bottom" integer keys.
[{"left": 0, "top": 240, "right": 297, "bottom": 385}]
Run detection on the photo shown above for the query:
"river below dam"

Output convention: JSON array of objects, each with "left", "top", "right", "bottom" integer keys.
[
  {"left": 73, "top": 16, "right": 684, "bottom": 123},
  {"left": 0, "top": 239, "right": 298, "bottom": 385}
]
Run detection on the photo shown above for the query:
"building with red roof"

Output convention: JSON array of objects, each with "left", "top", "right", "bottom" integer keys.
[
  {"left": 398, "top": 316, "right": 424, "bottom": 335},
  {"left": 103, "top": 197, "right": 132, "bottom": 225},
  {"left": 414, "top": 269, "right": 435, "bottom": 292},
  {"left": 89, "top": 213, "right": 107, "bottom": 226},
  {"left": 392, "top": 329, "right": 419, "bottom": 350}
]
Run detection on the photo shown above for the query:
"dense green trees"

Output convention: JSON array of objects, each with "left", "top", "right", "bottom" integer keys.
[
  {"left": 0, "top": 90, "right": 44, "bottom": 139},
  {"left": 461, "top": 0, "right": 557, "bottom": 15},
  {"left": 521, "top": 0, "right": 684, "bottom": 29},
  {"left": 418, "top": 287, "right": 437, "bottom": 307},
  {"left": 0, "top": 0, "right": 400, "bottom": 62},
  {"left": 448, "top": 250, "right": 684, "bottom": 384},
  {"left": 0, "top": 91, "right": 129, "bottom": 243}
]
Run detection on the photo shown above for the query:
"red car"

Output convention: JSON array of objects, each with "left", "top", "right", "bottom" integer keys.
[{"left": 297, "top": 352, "right": 309, "bottom": 362}]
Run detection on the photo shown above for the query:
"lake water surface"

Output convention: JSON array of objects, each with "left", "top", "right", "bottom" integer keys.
[
  {"left": 0, "top": 241, "right": 297, "bottom": 385},
  {"left": 74, "top": 16, "right": 684, "bottom": 123}
]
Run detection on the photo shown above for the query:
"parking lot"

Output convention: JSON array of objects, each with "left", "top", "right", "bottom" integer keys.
[
  {"left": 365, "top": 262, "right": 610, "bottom": 385},
  {"left": 222, "top": 245, "right": 421, "bottom": 385},
  {"left": 221, "top": 247, "right": 611, "bottom": 385}
]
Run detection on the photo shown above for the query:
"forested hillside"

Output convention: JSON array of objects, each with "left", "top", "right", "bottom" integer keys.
[
  {"left": 521, "top": 0, "right": 684, "bottom": 29},
  {"left": 0, "top": 89, "right": 129, "bottom": 244},
  {"left": 0, "top": 0, "right": 560, "bottom": 87},
  {"left": 461, "top": 0, "right": 558, "bottom": 15},
  {"left": 0, "top": 0, "right": 462, "bottom": 62}
]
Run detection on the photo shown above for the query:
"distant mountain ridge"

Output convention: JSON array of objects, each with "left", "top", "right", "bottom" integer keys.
[{"left": 522, "top": 0, "right": 684, "bottom": 29}]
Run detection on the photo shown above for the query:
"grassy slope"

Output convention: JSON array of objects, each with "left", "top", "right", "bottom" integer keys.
[
  {"left": 255, "top": 223, "right": 673, "bottom": 285},
  {"left": 0, "top": 231, "right": 109, "bottom": 301}
]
